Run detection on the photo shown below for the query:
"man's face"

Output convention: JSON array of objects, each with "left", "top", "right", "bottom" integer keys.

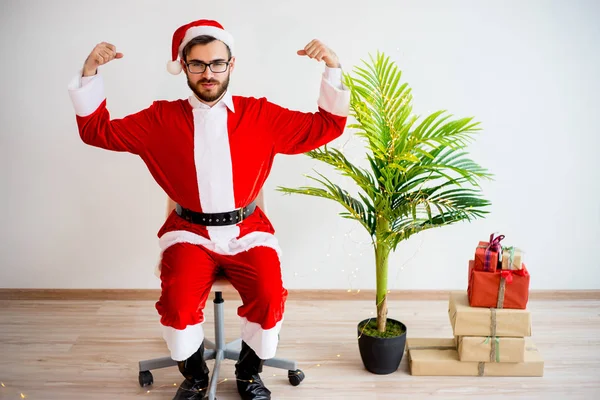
[{"left": 184, "top": 40, "right": 235, "bottom": 104}]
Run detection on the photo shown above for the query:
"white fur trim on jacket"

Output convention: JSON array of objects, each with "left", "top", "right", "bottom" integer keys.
[{"left": 154, "top": 230, "right": 283, "bottom": 276}]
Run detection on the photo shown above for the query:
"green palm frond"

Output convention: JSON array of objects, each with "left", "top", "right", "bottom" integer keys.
[
  {"left": 277, "top": 50, "right": 492, "bottom": 250},
  {"left": 278, "top": 170, "right": 376, "bottom": 236},
  {"left": 304, "top": 146, "right": 378, "bottom": 199}
]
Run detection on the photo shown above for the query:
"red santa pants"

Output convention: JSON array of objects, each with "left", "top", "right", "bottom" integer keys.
[{"left": 155, "top": 242, "right": 288, "bottom": 361}]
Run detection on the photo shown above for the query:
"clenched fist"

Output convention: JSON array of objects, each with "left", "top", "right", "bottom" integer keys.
[
  {"left": 297, "top": 39, "right": 340, "bottom": 68},
  {"left": 83, "top": 42, "right": 123, "bottom": 76}
]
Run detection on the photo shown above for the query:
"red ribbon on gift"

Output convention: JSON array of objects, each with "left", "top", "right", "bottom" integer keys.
[
  {"left": 500, "top": 266, "right": 529, "bottom": 284},
  {"left": 496, "top": 264, "right": 529, "bottom": 308},
  {"left": 500, "top": 270, "right": 513, "bottom": 284}
]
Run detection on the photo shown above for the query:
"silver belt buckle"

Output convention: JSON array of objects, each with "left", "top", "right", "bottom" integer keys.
[{"left": 236, "top": 207, "right": 245, "bottom": 222}]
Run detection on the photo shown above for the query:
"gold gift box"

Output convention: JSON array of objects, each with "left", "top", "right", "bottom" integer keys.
[
  {"left": 449, "top": 291, "right": 531, "bottom": 337},
  {"left": 407, "top": 338, "right": 543, "bottom": 376}
]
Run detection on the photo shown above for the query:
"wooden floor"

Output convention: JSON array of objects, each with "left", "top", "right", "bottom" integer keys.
[{"left": 1, "top": 296, "right": 599, "bottom": 399}]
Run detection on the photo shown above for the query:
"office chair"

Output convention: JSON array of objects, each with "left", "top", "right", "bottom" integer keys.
[{"left": 138, "top": 191, "right": 305, "bottom": 399}]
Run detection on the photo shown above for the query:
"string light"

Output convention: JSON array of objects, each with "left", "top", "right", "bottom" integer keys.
[
  {"left": 288, "top": 126, "right": 423, "bottom": 300},
  {"left": 0, "top": 382, "right": 27, "bottom": 399},
  {"left": 139, "top": 354, "right": 344, "bottom": 395}
]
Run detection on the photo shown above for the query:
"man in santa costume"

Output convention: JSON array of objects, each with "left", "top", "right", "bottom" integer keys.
[{"left": 67, "top": 19, "right": 349, "bottom": 400}]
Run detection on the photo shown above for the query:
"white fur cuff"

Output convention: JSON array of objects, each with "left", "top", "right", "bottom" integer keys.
[
  {"left": 67, "top": 73, "right": 105, "bottom": 117},
  {"left": 318, "top": 69, "right": 350, "bottom": 117}
]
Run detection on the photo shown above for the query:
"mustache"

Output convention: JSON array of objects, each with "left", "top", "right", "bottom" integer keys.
[{"left": 198, "top": 79, "right": 219, "bottom": 84}]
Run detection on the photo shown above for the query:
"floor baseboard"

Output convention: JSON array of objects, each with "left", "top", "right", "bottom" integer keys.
[{"left": 1, "top": 288, "right": 599, "bottom": 301}]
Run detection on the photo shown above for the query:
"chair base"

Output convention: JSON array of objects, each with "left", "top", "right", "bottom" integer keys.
[{"left": 138, "top": 291, "right": 304, "bottom": 399}]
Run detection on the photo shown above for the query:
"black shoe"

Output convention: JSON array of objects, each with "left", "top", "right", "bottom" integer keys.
[
  {"left": 235, "top": 341, "right": 271, "bottom": 400},
  {"left": 173, "top": 377, "right": 209, "bottom": 400},
  {"left": 173, "top": 342, "right": 210, "bottom": 400}
]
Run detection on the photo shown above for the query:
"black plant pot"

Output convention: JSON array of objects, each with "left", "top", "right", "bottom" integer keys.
[{"left": 357, "top": 318, "right": 407, "bottom": 374}]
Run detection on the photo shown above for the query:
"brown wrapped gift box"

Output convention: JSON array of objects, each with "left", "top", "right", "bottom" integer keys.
[
  {"left": 456, "top": 336, "right": 526, "bottom": 363},
  {"left": 407, "top": 338, "right": 543, "bottom": 376},
  {"left": 501, "top": 247, "right": 524, "bottom": 270},
  {"left": 449, "top": 291, "right": 532, "bottom": 337}
]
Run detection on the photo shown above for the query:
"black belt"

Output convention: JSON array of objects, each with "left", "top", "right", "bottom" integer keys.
[{"left": 175, "top": 202, "right": 256, "bottom": 226}]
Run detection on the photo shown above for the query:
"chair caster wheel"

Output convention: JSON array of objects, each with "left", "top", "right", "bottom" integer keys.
[
  {"left": 138, "top": 370, "right": 153, "bottom": 387},
  {"left": 288, "top": 369, "right": 305, "bottom": 386}
]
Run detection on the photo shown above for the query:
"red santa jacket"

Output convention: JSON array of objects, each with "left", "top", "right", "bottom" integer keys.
[{"left": 68, "top": 68, "right": 350, "bottom": 258}]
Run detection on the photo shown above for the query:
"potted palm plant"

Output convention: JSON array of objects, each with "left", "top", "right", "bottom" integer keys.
[{"left": 278, "top": 52, "right": 492, "bottom": 374}]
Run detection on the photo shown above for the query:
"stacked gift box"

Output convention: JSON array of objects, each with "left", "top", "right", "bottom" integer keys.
[{"left": 406, "top": 234, "right": 544, "bottom": 376}]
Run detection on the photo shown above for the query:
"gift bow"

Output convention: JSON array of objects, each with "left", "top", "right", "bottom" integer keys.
[
  {"left": 476, "top": 233, "right": 505, "bottom": 252},
  {"left": 508, "top": 246, "right": 516, "bottom": 264},
  {"left": 487, "top": 233, "right": 505, "bottom": 252},
  {"left": 497, "top": 266, "right": 529, "bottom": 308},
  {"left": 500, "top": 270, "right": 514, "bottom": 284},
  {"left": 501, "top": 268, "right": 528, "bottom": 283},
  {"left": 483, "top": 336, "right": 501, "bottom": 363},
  {"left": 477, "top": 233, "right": 505, "bottom": 272}
]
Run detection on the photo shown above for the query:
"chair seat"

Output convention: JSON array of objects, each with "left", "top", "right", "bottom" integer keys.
[
  {"left": 211, "top": 274, "right": 232, "bottom": 291},
  {"left": 212, "top": 269, "right": 233, "bottom": 292}
]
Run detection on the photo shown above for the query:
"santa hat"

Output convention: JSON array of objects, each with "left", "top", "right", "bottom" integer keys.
[{"left": 167, "top": 19, "right": 234, "bottom": 75}]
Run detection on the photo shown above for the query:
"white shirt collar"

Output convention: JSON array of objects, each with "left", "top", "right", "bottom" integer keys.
[{"left": 188, "top": 90, "right": 235, "bottom": 112}]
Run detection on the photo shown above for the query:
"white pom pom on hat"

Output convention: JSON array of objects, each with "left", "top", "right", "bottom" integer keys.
[
  {"left": 167, "top": 19, "right": 235, "bottom": 75},
  {"left": 166, "top": 60, "right": 182, "bottom": 75}
]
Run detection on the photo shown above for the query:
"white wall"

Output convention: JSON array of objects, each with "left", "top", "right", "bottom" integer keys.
[{"left": 1, "top": 0, "right": 599, "bottom": 290}]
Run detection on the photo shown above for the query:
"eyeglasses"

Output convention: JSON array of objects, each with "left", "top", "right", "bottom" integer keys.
[{"left": 185, "top": 59, "right": 231, "bottom": 74}]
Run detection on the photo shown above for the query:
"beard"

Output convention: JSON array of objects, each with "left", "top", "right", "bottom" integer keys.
[{"left": 187, "top": 73, "right": 230, "bottom": 103}]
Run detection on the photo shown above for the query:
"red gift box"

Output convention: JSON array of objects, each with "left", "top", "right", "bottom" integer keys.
[
  {"left": 468, "top": 260, "right": 530, "bottom": 309},
  {"left": 474, "top": 233, "right": 505, "bottom": 273}
]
